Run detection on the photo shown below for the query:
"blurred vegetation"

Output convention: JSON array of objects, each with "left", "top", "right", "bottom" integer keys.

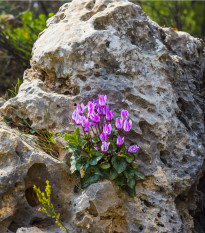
[
  {"left": 0, "top": 0, "right": 63, "bottom": 97},
  {"left": 0, "top": 0, "right": 204, "bottom": 97},
  {"left": 137, "top": 0, "right": 205, "bottom": 38}
]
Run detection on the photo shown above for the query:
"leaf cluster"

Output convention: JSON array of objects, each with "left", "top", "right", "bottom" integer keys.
[
  {"left": 3, "top": 117, "right": 58, "bottom": 158},
  {"left": 64, "top": 128, "right": 143, "bottom": 197}
]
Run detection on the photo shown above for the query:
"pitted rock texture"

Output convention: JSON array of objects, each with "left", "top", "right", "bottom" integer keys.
[{"left": 0, "top": 0, "right": 205, "bottom": 232}]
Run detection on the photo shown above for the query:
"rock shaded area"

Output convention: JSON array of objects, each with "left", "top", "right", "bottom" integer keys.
[{"left": 0, "top": 0, "right": 205, "bottom": 232}]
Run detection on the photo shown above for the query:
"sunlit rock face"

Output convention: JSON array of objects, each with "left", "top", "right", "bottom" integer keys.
[{"left": 0, "top": 0, "right": 205, "bottom": 232}]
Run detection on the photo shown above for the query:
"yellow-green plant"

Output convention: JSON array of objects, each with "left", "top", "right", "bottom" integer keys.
[
  {"left": 7, "top": 78, "right": 22, "bottom": 98},
  {"left": 33, "top": 180, "right": 69, "bottom": 233}
]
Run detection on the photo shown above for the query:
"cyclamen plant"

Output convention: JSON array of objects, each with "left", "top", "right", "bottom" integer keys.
[{"left": 64, "top": 95, "right": 143, "bottom": 196}]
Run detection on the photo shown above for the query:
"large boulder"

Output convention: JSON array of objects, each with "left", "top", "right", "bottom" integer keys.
[{"left": 0, "top": 0, "right": 204, "bottom": 232}]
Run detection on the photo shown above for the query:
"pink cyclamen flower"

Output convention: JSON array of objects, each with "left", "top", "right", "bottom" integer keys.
[
  {"left": 87, "top": 101, "right": 95, "bottom": 111},
  {"left": 81, "top": 103, "right": 87, "bottom": 112},
  {"left": 90, "top": 113, "right": 100, "bottom": 123},
  {"left": 72, "top": 110, "right": 77, "bottom": 122},
  {"left": 103, "top": 124, "right": 112, "bottom": 136},
  {"left": 93, "top": 99, "right": 99, "bottom": 111},
  {"left": 82, "top": 117, "right": 90, "bottom": 132},
  {"left": 98, "top": 105, "right": 109, "bottom": 116},
  {"left": 106, "top": 110, "right": 113, "bottom": 122},
  {"left": 115, "top": 118, "right": 123, "bottom": 130},
  {"left": 128, "top": 145, "right": 139, "bottom": 153},
  {"left": 101, "top": 142, "right": 110, "bottom": 153},
  {"left": 98, "top": 106, "right": 104, "bottom": 116},
  {"left": 94, "top": 145, "right": 98, "bottom": 151},
  {"left": 103, "top": 105, "right": 109, "bottom": 116},
  {"left": 99, "top": 95, "right": 107, "bottom": 106},
  {"left": 123, "top": 119, "right": 132, "bottom": 133},
  {"left": 117, "top": 135, "right": 124, "bottom": 146},
  {"left": 75, "top": 114, "right": 83, "bottom": 125},
  {"left": 121, "top": 110, "right": 129, "bottom": 121},
  {"left": 100, "top": 132, "right": 108, "bottom": 142},
  {"left": 76, "top": 104, "right": 82, "bottom": 115},
  {"left": 87, "top": 108, "right": 94, "bottom": 119}
]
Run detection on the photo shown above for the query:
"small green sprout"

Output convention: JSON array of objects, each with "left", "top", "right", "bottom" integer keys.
[
  {"left": 33, "top": 180, "right": 69, "bottom": 233},
  {"left": 8, "top": 78, "right": 22, "bottom": 98}
]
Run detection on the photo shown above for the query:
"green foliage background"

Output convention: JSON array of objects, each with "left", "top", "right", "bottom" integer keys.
[
  {"left": 0, "top": 8, "right": 54, "bottom": 97},
  {"left": 138, "top": 0, "right": 205, "bottom": 37}
]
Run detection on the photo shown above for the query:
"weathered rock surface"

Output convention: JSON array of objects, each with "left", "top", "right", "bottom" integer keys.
[
  {"left": 0, "top": 97, "right": 5, "bottom": 107},
  {"left": 0, "top": 0, "right": 205, "bottom": 232}
]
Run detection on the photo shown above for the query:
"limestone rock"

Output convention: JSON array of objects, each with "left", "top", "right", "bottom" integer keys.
[
  {"left": 16, "top": 227, "right": 44, "bottom": 233},
  {"left": 0, "top": 126, "right": 72, "bottom": 233},
  {"left": 0, "top": 0, "right": 205, "bottom": 232},
  {"left": 0, "top": 97, "right": 5, "bottom": 107}
]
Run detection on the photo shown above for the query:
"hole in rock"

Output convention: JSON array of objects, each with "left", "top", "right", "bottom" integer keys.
[
  {"left": 26, "top": 164, "right": 50, "bottom": 182},
  {"left": 160, "top": 150, "right": 170, "bottom": 166},
  {"left": 85, "top": 0, "right": 95, "bottom": 10},
  {"left": 8, "top": 221, "right": 21, "bottom": 232},
  {"left": 94, "top": 64, "right": 100, "bottom": 69},
  {"left": 157, "top": 213, "right": 161, "bottom": 218},
  {"left": 106, "top": 41, "right": 110, "bottom": 48},
  {"left": 95, "top": 72, "right": 101, "bottom": 77},
  {"left": 86, "top": 201, "right": 98, "bottom": 217},
  {"left": 85, "top": 86, "right": 91, "bottom": 91},
  {"left": 25, "top": 163, "right": 50, "bottom": 207},
  {"left": 140, "top": 198, "right": 154, "bottom": 208},
  {"left": 78, "top": 75, "right": 86, "bottom": 82},
  {"left": 76, "top": 212, "right": 85, "bottom": 221},
  {"left": 30, "top": 217, "right": 53, "bottom": 228},
  {"left": 25, "top": 187, "right": 39, "bottom": 207}
]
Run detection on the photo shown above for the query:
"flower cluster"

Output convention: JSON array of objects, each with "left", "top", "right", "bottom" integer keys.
[{"left": 72, "top": 95, "right": 139, "bottom": 154}]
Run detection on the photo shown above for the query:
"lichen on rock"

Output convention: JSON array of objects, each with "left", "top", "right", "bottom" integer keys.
[{"left": 0, "top": 0, "right": 205, "bottom": 232}]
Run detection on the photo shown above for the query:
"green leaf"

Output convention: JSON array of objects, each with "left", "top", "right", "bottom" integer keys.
[
  {"left": 98, "top": 168, "right": 110, "bottom": 178},
  {"left": 19, "top": 121, "right": 27, "bottom": 127},
  {"left": 123, "top": 170, "right": 134, "bottom": 179},
  {"left": 113, "top": 130, "right": 119, "bottom": 135},
  {"left": 111, "top": 156, "right": 127, "bottom": 174},
  {"left": 126, "top": 158, "right": 133, "bottom": 163},
  {"left": 80, "top": 140, "right": 87, "bottom": 148},
  {"left": 114, "top": 175, "right": 126, "bottom": 186},
  {"left": 68, "top": 145, "right": 78, "bottom": 152},
  {"left": 75, "top": 172, "right": 81, "bottom": 183},
  {"left": 125, "top": 186, "right": 136, "bottom": 197},
  {"left": 127, "top": 178, "right": 136, "bottom": 189},
  {"left": 72, "top": 151, "right": 81, "bottom": 158},
  {"left": 100, "top": 162, "right": 111, "bottom": 169},
  {"left": 134, "top": 171, "right": 143, "bottom": 179},
  {"left": 118, "top": 153, "right": 134, "bottom": 161},
  {"left": 90, "top": 154, "right": 102, "bottom": 166},
  {"left": 3, "top": 116, "right": 12, "bottom": 124},
  {"left": 111, "top": 141, "right": 117, "bottom": 152},
  {"left": 120, "top": 143, "right": 126, "bottom": 151},
  {"left": 110, "top": 168, "right": 118, "bottom": 180},
  {"left": 57, "top": 132, "right": 63, "bottom": 137},
  {"left": 49, "top": 135, "right": 56, "bottom": 144},
  {"left": 75, "top": 127, "right": 80, "bottom": 142},
  {"left": 64, "top": 133, "right": 76, "bottom": 142},
  {"left": 70, "top": 155, "right": 77, "bottom": 174},
  {"left": 82, "top": 174, "right": 100, "bottom": 188},
  {"left": 92, "top": 135, "right": 99, "bottom": 143},
  {"left": 29, "top": 128, "right": 36, "bottom": 134}
]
